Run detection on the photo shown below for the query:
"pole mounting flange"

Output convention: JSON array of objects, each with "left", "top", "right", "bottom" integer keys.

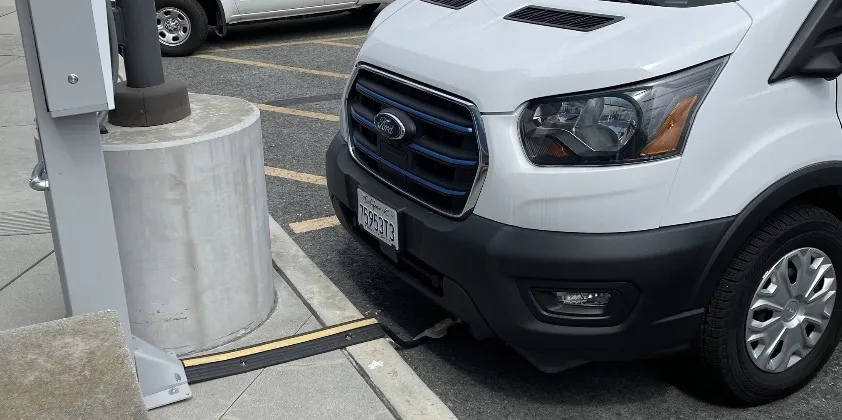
[{"left": 109, "top": 78, "right": 191, "bottom": 127}]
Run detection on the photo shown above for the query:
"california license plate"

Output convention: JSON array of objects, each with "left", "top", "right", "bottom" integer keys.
[{"left": 357, "top": 188, "right": 399, "bottom": 250}]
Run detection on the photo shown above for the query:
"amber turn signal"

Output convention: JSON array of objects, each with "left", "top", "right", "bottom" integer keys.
[
  {"left": 541, "top": 136, "right": 570, "bottom": 158},
  {"left": 640, "top": 95, "right": 698, "bottom": 157}
]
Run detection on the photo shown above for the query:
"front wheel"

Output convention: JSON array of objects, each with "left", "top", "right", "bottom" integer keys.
[
  {"left": 697, "top": 204, "right": 842, "bottom": 405},
  {"left": 156, "top": 0, "right": 209, "bottom": 57}
]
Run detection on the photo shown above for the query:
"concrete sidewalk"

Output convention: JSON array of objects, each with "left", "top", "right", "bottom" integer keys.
[
  {"left": 0, "top": 3, "right": 59, "bottom": 335},
  {"left": 0, "top": 4, "right": 454, "bottom": 419}
]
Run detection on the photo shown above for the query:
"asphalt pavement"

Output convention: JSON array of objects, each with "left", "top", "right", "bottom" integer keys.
[{"left": 162, "top": 11, "right": 842, "bottom": 419}]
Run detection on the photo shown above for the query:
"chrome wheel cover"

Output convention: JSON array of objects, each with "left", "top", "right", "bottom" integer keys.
[{"left": 157, "top": 7, "right": 191, "bottom": 47}]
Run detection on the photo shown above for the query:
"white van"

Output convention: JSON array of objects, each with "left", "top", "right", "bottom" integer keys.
[{"left": 325, "top": 0, "right": 842, "bottom": 405}]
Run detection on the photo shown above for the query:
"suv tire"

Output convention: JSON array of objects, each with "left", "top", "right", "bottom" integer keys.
[{"left": 156, "top": 0, "right": 208, "bottom": 57}]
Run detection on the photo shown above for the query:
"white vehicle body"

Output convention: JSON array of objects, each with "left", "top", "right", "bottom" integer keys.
[
  {"left": 219, "top": 0, "right": 384, "bottom": 25},
  {"left": 154, "top": 0, "right": 390, "bottom": 56},
  {"left": 326, "top": 0, "right": 842, "bottom": 405},
  {"left": 358, "top": 0, "right": 840, "bottom": 233}
]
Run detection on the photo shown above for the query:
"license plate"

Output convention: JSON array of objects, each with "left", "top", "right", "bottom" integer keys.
[{"left": 357, "top": 188, "right": 399, "bottom": 250}]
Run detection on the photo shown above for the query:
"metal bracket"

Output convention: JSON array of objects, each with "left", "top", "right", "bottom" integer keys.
[
  {"left": 132, "top": 336, "right": 192, "bottom": 410},
  {"left": 378, "top": 317, "right": 462, "bottom": 349},
  {"left": 110, "top": 2, "right": 126, "bottom": 51},
  {"left": 412, "top": 318, "right": 461, "bottom": 341},
  {"left": 29, "top": 157, "right": 49, "bottom": 191}
]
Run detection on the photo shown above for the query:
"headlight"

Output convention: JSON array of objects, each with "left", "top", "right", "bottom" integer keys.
[{"left": 519, "top": 57, "right": 726, "bottom": 166}]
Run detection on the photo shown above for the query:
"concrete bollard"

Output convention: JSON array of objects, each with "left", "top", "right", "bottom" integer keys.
[{"left": 101, "top": 93, "right": 274, "bottom": 355}]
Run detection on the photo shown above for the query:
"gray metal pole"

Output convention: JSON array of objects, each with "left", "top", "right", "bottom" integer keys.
[
  {"left": 109, "top": 0, "right": 190, "bottom": 127},
  {"left": 115, "top": 0, "right": 164, "bottom": 88}
]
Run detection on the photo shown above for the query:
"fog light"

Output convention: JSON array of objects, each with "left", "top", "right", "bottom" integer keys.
[
  {"left": 524, "top": 283, "right": 637, "bottom": 326},
  {"left": 531, "top": 289, "right": 616, "bottom": 317},
  {"left": 555, "top": 291, "right": 612, "bottom": 308}
]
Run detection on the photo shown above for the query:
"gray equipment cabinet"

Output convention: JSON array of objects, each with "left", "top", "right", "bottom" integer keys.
[{"left": 15, "top": 0, "right": 192, "bottom": 409}]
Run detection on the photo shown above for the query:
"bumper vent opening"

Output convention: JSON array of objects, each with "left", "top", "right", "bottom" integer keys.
[
  {"left": 421, "top": 0, "right": 477, "bottom": 9},
  {"left": 347, "top": 67, "right": 483, "bottom": 217},
  {"left": 504, "top": 6, "right": 622, "bottom": 32}
]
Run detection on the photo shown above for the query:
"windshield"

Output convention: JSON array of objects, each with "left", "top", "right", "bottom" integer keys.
[{"left": 602, "top": 0, "right": 737, "bottom": 6}]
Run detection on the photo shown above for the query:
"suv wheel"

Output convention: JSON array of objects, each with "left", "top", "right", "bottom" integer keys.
[
  {"left": 156, "top": 0, "right": 208, "bottom": 57},
  {"left": 698, "top": 204, "right": 842, "bottom": 405}
]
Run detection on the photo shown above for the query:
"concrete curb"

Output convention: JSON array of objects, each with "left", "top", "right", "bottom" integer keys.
[
  {"left": 268, "top": 216, "right": 458, "bottom": 420},
  {"left": 0, "top": 310, "right": 148, "bottom": 420}
]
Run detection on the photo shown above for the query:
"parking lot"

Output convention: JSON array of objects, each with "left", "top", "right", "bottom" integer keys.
[{"left": 162, "top": 11, "right": 842, "bottom": 420}]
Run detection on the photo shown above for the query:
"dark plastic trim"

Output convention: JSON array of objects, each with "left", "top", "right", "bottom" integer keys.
[
  {"left": 769, "top": 0, "right": 842, "bottom": 83},
  {"left": 606, "top": 0, "right": 737, "bottom": 6},
  {"left": 692, "top": 162, "right": 842, "bottom": 310},
  {"left": 214, "top": 0, "right": 228, "bottom": 37},
  {"left": 420, "top": 0, "right": 477, "bottom": 10},
  {"left": 504, "top": 6, "right": 623, "bottom": 32}
]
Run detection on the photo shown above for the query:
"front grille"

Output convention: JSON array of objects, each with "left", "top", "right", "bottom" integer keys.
[{"left": 346, "top": 66, "right": 482, "bottom": 217}]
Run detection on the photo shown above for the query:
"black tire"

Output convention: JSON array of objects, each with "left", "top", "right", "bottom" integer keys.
[
  {"left": 350, "top": 3, "right": 380, "bottom": 14},
  {"left": 155, "top": 0, "right": 208, "bottom": 57},
  {"left": 697, "top": 204, "right": 842, "bottom": 405}
]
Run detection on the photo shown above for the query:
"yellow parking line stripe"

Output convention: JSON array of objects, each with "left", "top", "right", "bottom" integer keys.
[
  {"left": 256, "top": 103, "right": 339, "bottom": 122},
  {"left": 289, "top": 216, "right": 341, "bottom": 234},
  {"left": 205, "top": 34, "right": 367, "bottom": 53},
  {"left": 312, "top": 40, "right": 362, "bottom": 48},
  {"left": 265, "top": 166, "right": 327, "bottom": 185},
  {"left": 195, "top": 54, "right": 349, "bottom": 79}
]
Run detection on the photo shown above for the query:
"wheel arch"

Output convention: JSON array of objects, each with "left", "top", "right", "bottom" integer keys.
[
  {"left": 195, "top": 0, "right": 227, "bottom": 36},
  {"left": 692, "top": 162, "right": 842, "bottom": 310}
]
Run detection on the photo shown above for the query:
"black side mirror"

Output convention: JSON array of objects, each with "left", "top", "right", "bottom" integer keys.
[{"left": 769, "top": 0, "right": 842, "bottom": 83}]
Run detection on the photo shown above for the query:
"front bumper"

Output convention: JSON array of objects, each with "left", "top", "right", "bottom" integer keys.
[{"left": 326, "top": 133, "right": 733, "bottom": 369}]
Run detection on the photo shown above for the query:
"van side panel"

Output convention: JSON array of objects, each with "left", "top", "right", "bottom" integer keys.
[{"left": 660, "top": 0, "right": 842, "bottom": 227}]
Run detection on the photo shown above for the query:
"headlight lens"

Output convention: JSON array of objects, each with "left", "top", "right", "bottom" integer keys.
[{"left": 519, "top": 57, "right": 726, "bottom": 166}]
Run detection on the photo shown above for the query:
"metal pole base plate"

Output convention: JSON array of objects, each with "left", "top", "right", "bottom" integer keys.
[
  {"left": 109, "top": 78, "right": 191, "bottom": 127},
  {"left": 133, "top": 335, "right": 193, "bottom": 410}
]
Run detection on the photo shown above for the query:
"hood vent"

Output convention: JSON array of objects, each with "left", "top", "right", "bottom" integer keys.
[
  {"left": 504, "top": 6, "right": 622, "bottom": 31},
  {"left": 422, "top": 0, "right": 477, "bottom": 9}
]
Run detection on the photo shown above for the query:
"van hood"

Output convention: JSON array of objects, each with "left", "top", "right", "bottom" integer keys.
[{"left": 358, "top": 0, "right": 751, "bottom": 113}]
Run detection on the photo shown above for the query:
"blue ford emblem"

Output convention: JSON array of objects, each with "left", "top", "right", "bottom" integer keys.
[{"left": 374, "top": 112, "right": 406, "bottom": 141}]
